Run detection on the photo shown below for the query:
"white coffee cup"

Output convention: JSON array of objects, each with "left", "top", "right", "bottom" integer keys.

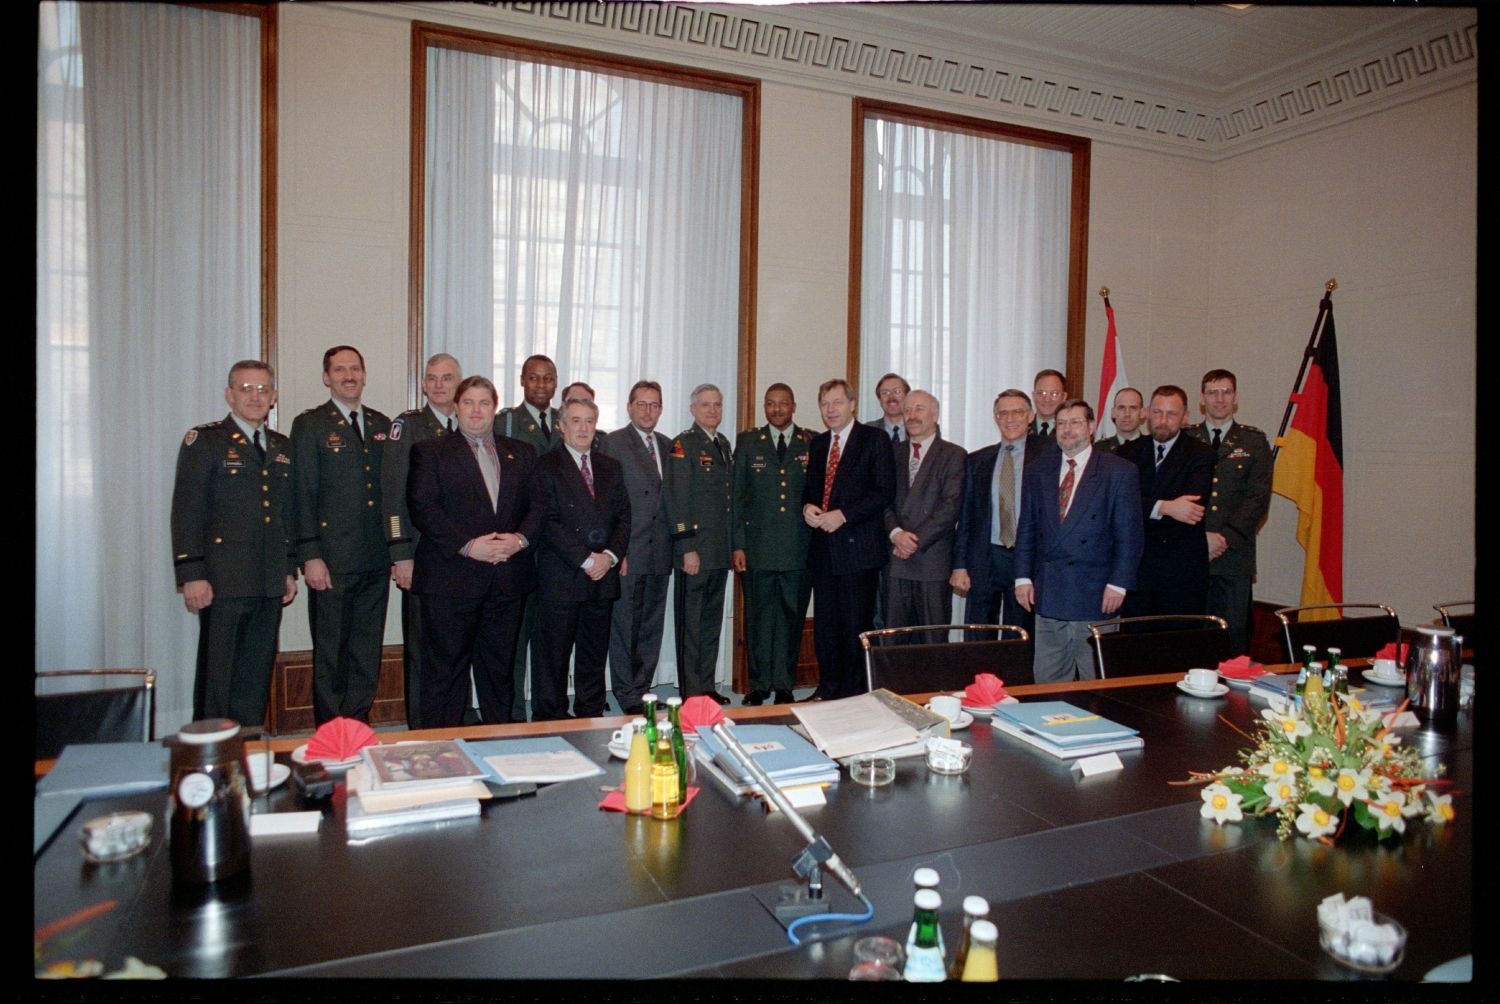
[
  {"left": 929, "top": 694, "right": 962, "bottom": 722},
  {"left": 610, "top": 727, "right": 630, "bottom": 748},
  {"left": 1371, "top": 657, "right": 1398, "bottom": 679},
  {"left": 1186, "top": 668, "right": 1219, "bottom": 692}
]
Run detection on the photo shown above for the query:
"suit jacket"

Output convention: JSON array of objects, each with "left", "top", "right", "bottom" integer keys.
[
  {"left": 1186, "top": 421, "right": 1272, "bottom": 577},
  {"left": 600, "top": 425, "right": 672, "bottom": 577},
  {"left": 408, "top": 431, "right": 541, "bottom": 599},
  {"left": 952, "top": 437, "right": 1053, "bottom": 589},
  {"left": 663, "top": 425, "right": 735, "bottom": 568},
  {"left": 533, "top": 446, "right": 631, "bottom": 602},
  {"left": 884, "top": 435, "right": 966, "bottom": 582},
  {"left": 171, "top": 415, "right": 295, "bottom": 597},
  {"left": 1014, "top": 448, "right": 1143, "bottom": 622},
  {"left": 1119, "top": 434, "right": 1216, "bottom": 591},
  {"left": 383, "top": 405, "right": 450, "bottom": 563},
  {"left": 291, "top": 401, "right": 392, "bottom": 573},
  {"left": 802, "top": 421, "right": 897, "bottom": 578},
  {"left": 865, "top": 416, "right": 904, "bottom": 446},
  {"left": 733, "top": 424, "right": 814, "bottom": 571}
]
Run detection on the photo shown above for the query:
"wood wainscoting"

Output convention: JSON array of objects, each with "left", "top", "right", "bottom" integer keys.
[{"left": 269, "top": 646, "right": 407, "bottom": 735}]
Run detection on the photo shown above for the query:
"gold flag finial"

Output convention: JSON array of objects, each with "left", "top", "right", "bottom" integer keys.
[
  {"left": 1325, "top": 277, "right": 1337, "bottom": 292},
  {"left": 1098, "top": 286, "right": 1110, "bottom": 298}
]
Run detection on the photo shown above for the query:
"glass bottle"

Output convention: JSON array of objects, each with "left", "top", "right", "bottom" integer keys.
[
  {"left": 1322, "top": 647, "right": 1342, "bottom": 690},
  {"left": 1295, "top": 645, "right": 1316, "bottom": 699},
  {"left": 902, "top": 889, "right": 947, "bottom": 982},
  {"left": 624, "top": 718, "right": 652, "bottom": 814},
  {"left": 905, "top": 868, "right": 946, "bottom": 955},
  {"left": 666, "top": 696, "right": 688, "bottom": 801},
  {"left": 960, "top": 919, "right": 999, "bottom": 981},
  {"left": 642, "top": 693, "right": 659, "bottom": 748},
  {"left": 650, "top": 723, "right": 680, "bottom": 820},
  {"left": 947, "top": 895, "right": 990, "bottom": 979}
]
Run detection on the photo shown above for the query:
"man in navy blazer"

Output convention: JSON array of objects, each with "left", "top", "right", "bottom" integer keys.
[
  {"left": 408, "top": 376, "right": 541, "bottom": 727},
  {"left": 803, "top": 378, "right": 896, "bottom": 699},
  {"left": 1014, "top": 399, "right": 1143, "bottom": 683},
  {"left": 1118, "top": 385, "right": 1215, "bottom": 618},
  {"left": 531, "top": 398, "right": 631, "bottom": 721}
]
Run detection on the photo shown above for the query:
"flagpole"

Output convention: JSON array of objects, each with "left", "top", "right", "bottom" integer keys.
[{"left": 1271, "top": 278, "right": 1337, "bottom": 463}]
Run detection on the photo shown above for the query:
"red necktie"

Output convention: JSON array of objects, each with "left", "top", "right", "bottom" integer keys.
[
  {"left": 1058, "top": 457, "right": 1076, "bottom": 519},
  {"left": 822, "top": 433, "right": 841, "bottom": 508},
  {"left": 580, "top": 453, "right": 595, "bottom": 497}
]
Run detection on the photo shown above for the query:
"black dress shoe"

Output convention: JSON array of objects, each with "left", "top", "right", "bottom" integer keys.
[
  {"left": 704, "top": 691, "right": 731, "bottom": 706},
  {"left": 742, "top": 690, "right": 767, "bottom": 706},
  {"left": 774, "top": 690, "right": 795, "bottom": 705}
]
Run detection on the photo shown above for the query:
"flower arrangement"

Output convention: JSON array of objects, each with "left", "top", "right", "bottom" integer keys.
[{"left": 1180, "top": 677, "right": 1456, "bottom": 843}]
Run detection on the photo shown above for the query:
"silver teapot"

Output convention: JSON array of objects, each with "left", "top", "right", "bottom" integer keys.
[
  {"left": 1402, "top": 626, "right": 1463, "bottom": 728},
  {"left": 164, "top": 718, "right": 257, "bottom": 884}
]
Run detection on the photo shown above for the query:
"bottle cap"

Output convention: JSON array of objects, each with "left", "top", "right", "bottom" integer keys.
[
  {"left": 914, "top": 889, "right": 941, "bottom": 910},
  {"left": 666, "top": 696, "right": 683, "bottom": 706},
  {"left": 913, "top": 867, "right": 940, "bottom": 888},
  {"left": 1327, "top": 647, "right": 1341, "bottom": 656},
  {"left": 643, "top": 693, "right": 658, "bottom": 703},
  {"left": 963, "top": 895, "right": 990, "bottom": 917},
  {"left": 631, "top": 717, "right": 646, "bottom": 728},
  {"left": 970, "top": 920, "right": 998, "bottom": 942},
  {"left": 659, "top": 722, "right": 674, "bottom": 737}
]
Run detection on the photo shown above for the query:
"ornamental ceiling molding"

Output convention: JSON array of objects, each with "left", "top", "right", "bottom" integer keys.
[{"left": 399, "top": 2, "right": 1477, "bottom": 160}]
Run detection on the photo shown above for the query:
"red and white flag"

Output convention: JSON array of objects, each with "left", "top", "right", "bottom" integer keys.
[{"left": 1094, "top": 297, "right": 1130, "bottom": 438}]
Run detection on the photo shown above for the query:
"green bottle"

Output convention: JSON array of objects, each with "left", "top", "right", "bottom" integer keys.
[
  {"left": 903, "top": 889, "right": 947, "bottom": 982},
  {"left": 1295, "top": 645, "right": 1316, "bottom": 705},
  {"left": 642, "top": 693, "right": 659, "bottom": 748},
  {"left": 666, "top": 696, "right": 688, "bottom": 801},
  {"left": 1326, "top": 647, "right": 1348, "bottom": 696}
]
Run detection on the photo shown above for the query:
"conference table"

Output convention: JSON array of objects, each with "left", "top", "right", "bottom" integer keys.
[{"left": 33, "top": 667, "right": 1471, "bottom": 982}]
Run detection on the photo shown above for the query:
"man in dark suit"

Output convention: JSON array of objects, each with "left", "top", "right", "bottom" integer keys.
[
  {"left": 172, "top": 360, "right": 297, "bottom": 726},
  {"left": 382, "top": 352, "right": 460, "bottom": 729},
  {"left": 732, "top": 383, "right": 814, "bottom": 705},
  {"left": 601, "top": 380, "right": 672, "bottom": 715},
  {"left": 1014, "top": 399, "right": 1143, "bottom": 683},
  {"left": 1029, "top": 369, "right": 1067, "bottom": 440},
  {"left": 803, "top": 378, "right": 897, "bottom": 699},
  {"left": 1187, "top": 369, "right": 1272, "bottom": 653},
  {"left": 531, "top": 398, "right": 631, "bottom": 720},
  {"left": 866, "top": 371, "right": 909, "bottom": 446},
  {"left": 408, "top": 375, "right": 541, "bottom": 728},
  {"left": 951, "top": 389, "right": 1045, "bottom": 638},
  {"left": 560, "top": 381, "right": 609, "bottom": 450},
  {"left": 1120, "top": 385, "right": 1217, "bottom": 618},
  {"left": 291, "top": 345, "right": 391, "bottom": 725},
  {"left": 883, "top": 390, "right": 965, "bottom": 635}
]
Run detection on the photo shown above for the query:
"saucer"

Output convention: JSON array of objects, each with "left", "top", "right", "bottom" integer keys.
[
  {"left": 925, "top": 708, "right": 973, "bottom": 731},
  {"left": 957, "top": 693, "right": 1017, "bottom": 718},
  {"left": 1363, "top": 671, "right": 1406, "bottom": 687},
  {"left": 252, "top": 763, "right": 292, "bottom": 793},
  {"left": 1221, "top": 674, "right": 1259, "bottom": 691},
  {"left": 1176, "top": 680, "right": 1229, "bottom": 699},
  {"left": 291, "top": 744, "right": 364, "bottom": 771}
]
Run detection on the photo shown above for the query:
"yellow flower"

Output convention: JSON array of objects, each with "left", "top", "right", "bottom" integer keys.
[
  {"left": 1263, "top": 778, "right": 1298, "bottom": 809},
  {"left": 1425, "top": 792, "right": 1456, "bottom": 826},
  {"left": 1372, "top": 792, "right": 1409, "bottom": 834},
  {"left": 1257, "top": 758, "right": 1299, "bottom": 780},
  {"left": 1295, "top": 802, "right": 1338, "bottom": 839},
  {"left": 1331, "top": 768, "right": 1371, "bottom": 806},
  {"left": 1200, "top": 782, "right": 1243, "bottom": 824}
]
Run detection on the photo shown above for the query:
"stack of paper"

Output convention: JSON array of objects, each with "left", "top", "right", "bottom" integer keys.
[
  {"left": 790, "top": 690, "right": 945, "bottom": 761},
  {"left": 462, "top": 736, "right": 605, "bottom": 785},
  {"left": 991, "top": 701, "right": 1143, "bottom": 759},
  {"left": 345, "top": 740, "right": 491, "bottom": 834},
  {"left": 691, "top": 724, "right": 840, "bottom": 797}
]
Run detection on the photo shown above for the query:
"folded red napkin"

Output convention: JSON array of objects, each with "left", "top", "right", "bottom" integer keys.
[
  {"left": 1375, "top": 642, "right": 1409, "bottom": 662},
  {"left": 678, "top": 696, "right": 726, "bottom": 734},
  {"left": 1217, "top": 655, "right": 1264, "bottom": 679},
  {"left": 305, "top": 716, "right": 378, "bottom": 762},
  {"left": 963, "top": 673, "right": 1007, "bottom": 708},
  {"left": 599, "top": 786, "right": 701, "bottom": 814}
]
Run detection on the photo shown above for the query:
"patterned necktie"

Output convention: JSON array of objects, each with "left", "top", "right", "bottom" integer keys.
[
  {"left": 1156, "top": 442, "right": 1166, "bottom": 469},
  {"left": 909, "top": 441, "right": 922, "bottom": 482},
  {"left": 777, "top": 432, "right": 786, "bottom": 463},
  {"left": 1212, "top": 427, "right": 1222, "bottom": 449},
  {"left": 998, "top": 445, "right": 1017, "bottom": 547},
  {"left": 890, "top": 425, "right": 900, "bottom": 445},
  {"left": 349, "top": 409, "right": 362, "bottom": 443},
  {"left": 472, "top": 436, "right": 500, "bottom": 510},
  {"left": 822, "top": 433, "right": 841, "bottom": 508},
  {"left": 580, "top": 452, "right": 595, "bottom": 497},
  {"left": 1058, "top": 457, "right": 1076, "bottom": 520},
  {"left": 643, "top": 431, "right": 660, "bottom": 479},
  {"left": 253, "top": 428, "right": 265, "bottom": 462}
]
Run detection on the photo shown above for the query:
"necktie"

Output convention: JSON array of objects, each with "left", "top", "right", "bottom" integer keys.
[
  {"left": 822, "top": 433, "right": 841, "bottom": 508},
  {"left": 643, "top": 431, "right": 660, "bottom": 479},
  {"left": 1212, "top": 427, "right": 1222, "bottom": 449},
  {"left": 1058, "top": 457, "right": 1076, "bottom": 520},
  {"left": 1040, "top": 422, "right": 1050, "bottom": 438},
  {"left": 715, "top": 436, "right": 729, "bottom": 465},
  {"left": 539, "top": 410, "right": 548, "bottom": 438},
  {"left": 580, "top": 452, "right": 595, "bottom": 497},
  {"left": 776, "top": 432, "right": 786, "bottom": 463},
  {"left": 349, "top": 409, "right": 362, "bottom": 443},
  {"left": 890, "top": 426, "right": 900, "bottom": 445},
  {"left": 253, "top": 428, "right": 265, "bottom": 462},
  {"left": 472, "top": 436, "right": 500, "bottom": 510},
  {"left": 998, "top": 445, "right": 1017, "bottom": 547},
  {"left": 1156, "top": 443, "right": 1166, "bottom": 468},
  {"left": 909, "top": 441, "right": 922, "bottom": 482},
  {"left": 447, "top": 417, "right": 455, "bottom": 433}
]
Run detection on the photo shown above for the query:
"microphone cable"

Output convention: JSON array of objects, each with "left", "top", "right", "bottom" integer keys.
[{"left": 785, "top": 892, "right": 876, "bottom": 946}]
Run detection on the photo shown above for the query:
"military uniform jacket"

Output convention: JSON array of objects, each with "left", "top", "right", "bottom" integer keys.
[
  {"left": 664, "top": 425, "right": 735, "bottom": 568},
  {"left": 732, "top": 424, "right": 813, "bottom": 571},
  {"left": 495, "top": 403, "right": 563, "bottom": 457},
  {"left": 1187, "top": 421, "right": 1272, "bottom": 577},
  {"left": 383, "top": 406, "right": 450, "bottom": 562},
  {"left": 171, "top": 415, "right": 295, "bottom": 597},
  {"left": 291, "top": 401, "right": 391, "bottom": 574}
]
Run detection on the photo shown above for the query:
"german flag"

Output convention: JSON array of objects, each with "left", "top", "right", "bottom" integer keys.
[{"left": 1272, "top": 294, "right": 1343, "bottom": 606}]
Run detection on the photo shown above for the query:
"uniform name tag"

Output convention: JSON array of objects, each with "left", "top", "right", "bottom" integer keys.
[
  {"left": 326, "top": 434, "right": 344, "bottom": 449},
  {"left": 750, "top": 458, "right": 767, "bottom": 471},
  {"left": 224, "top": 449, "right": 244, "bottom": 468},
  {"left": 698, "top": 452, "right": 715, "bottom": 469}
]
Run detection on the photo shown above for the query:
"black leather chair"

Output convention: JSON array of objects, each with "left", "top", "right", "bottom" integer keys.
[
  {"left": 1274, "top": 603, "right": 1400, "bottom": 662},
  {"left": 861, "top": 625, "right": 1032, "bottom": 692},
  {"left": 1088, "top": 615, "right": 1231, "bottom": 679},
  {"left": 35, "top": 669, "right": 156, "bottom": 760}
]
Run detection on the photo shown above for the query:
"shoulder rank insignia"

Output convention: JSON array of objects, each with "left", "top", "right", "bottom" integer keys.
[
  {"left": 670, "top": 440, "right": 686, "bottom": 459},
  {"left": 389, "top": 420, "right": 403, "bottom": 441},
  {"left": 184, "top": 429, "right": 198, "bottom": 446}
]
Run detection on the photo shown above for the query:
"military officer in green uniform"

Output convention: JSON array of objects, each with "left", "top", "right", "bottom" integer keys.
[
  {"left": 1096, "top": 387, "right": 1145, "bottom": 453},
  {"left": 664, "top": 383, "right": 735, "bottom": 704},
  {"left": 292, "top": 345, "right": 392, "bottom": 725},
  {"left": 493, "top": 353, "right": 562, "bottom": 720},
  {"left": 1187, "top": 369, "right": 1272, "bottom": 655},
  {"left": 383, "top": 352, "right": 461, "bottom": 729},
  {"left": 172, "top": 360, "right": 298, "bottom": 727},
  {"left": 731, "top": 383, "right": 813, "bottom": 705}
]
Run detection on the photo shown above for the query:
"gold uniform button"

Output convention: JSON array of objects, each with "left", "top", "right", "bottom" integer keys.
[
  {"left": 779, "top": 506, "right": 786, "bottom": 512},
  {"left": 367, "top": 500, "right": 375, "bottom": 507},
  {"left": 229, "top": 469, "right": 238, "bottom": 476},
  {"left": 1213, "top": 476, "right": 1219, "bottom": 483},
  {"left": 263, "top": 500, "right": 271, "bottom": 508},
  {"left": 264, "top": 516, "right": 272, "bottom": 524},
  {"left": 780, "top": 494, "right": 786, "bottom": 500},
  {"left": 262, "top": 485, "right": 269, "bottom": 493},
  {"left": 367, "top": 483, "right": 373, "bottom": 489},
  {"left": 1211, "top": 505, "right": 1219, "bottom": 511},
  {"left": 213, "top": 537, "right": 223, "bottom": 544},
  {"left": 261, "top": 469, "right": 269, "bottom": 476}
]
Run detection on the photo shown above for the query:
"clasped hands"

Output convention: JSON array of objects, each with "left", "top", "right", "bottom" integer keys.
[
  {"left": 467, "top": 532, "right": 527, "bottom": 564},
  {"left": 802, "top": 504, "right": 847, "bottom": 533}
]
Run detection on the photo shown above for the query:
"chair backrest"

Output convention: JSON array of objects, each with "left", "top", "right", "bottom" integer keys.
[
  {"left": 1433, "top": 602, "right": 1475, "bottom": 653},
  {"left": 1274, "top": 604, "right": 1400, "bottom": 661},
  {"left": 35, "top": 670, "right": 156, "bottom": 760},
  {"left": 862, "top": 625, "right": 1033, "bottom": 693},
  {"left": 1088, "top": 615, "right": 1231, "bottom": 679}
]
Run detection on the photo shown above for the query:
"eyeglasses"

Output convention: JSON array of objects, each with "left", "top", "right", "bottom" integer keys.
[
  {"left": 1033, "top": 389, "right": 1065, "bottom": 399},
  {"left": 631, "top": 401, "right": 663, "bottom": 410},
  {"left": 233, "top": 383, "right": 274, "bottom": 395},
  {"left": 994, "top": 408, "right": 1030, "bottom": 420},
  {"left": 877, "top": 388, "right": 905, "bottom": 400}
]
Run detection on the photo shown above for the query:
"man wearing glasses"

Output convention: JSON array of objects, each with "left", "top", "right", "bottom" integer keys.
[{"left": 1030, "top": 369, "right": 1067, "bottom": 440}]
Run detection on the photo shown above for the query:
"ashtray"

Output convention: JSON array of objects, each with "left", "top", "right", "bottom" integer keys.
[
  {"left": 925, "top": 738, "right": 972, "bottom": 775},
  {"left": 80, "top": 811, "right": 153, "bottom": 863},
  {"left": 1318, "top": 898, "right": 1406, "bottom": 974},
  {"left": 849, "top": 754, "right": 895, "bottom": 787}
]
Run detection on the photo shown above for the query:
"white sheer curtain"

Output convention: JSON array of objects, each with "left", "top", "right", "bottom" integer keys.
[
  {"left": 36, "top": 2, "right": 261, "bottom": 734},
  {"left": 859, "top": 117, "right": 1072, "bottom": 452},
  {"left": 424, "top": 46, "right": 743, "bottom": 688}
]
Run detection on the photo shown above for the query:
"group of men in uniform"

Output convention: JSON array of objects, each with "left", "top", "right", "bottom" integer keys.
[{"left": 171, "top": 349, "right": 1272, "bottom": 728}]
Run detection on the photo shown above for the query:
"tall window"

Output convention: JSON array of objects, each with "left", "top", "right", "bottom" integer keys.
[
  {"left": 854, "top": 101, "right": 1088, "bottom": 450},
  {"left": 36, "top": 2, "right": 272, "bottom": 733},
  {"left": 415, "top": 27, "right": 755, "bottom": 437}
]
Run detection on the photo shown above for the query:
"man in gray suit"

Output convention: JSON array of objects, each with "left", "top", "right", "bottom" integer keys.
[
  {"left": 883, "top": 390, "right": 966, "bottom": 636},
  {"left": 601, "top": 380, "right": 673, "bottom": 716},
  {"left": 866, "top": 371, "right": 910, "bottom": 446}
]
